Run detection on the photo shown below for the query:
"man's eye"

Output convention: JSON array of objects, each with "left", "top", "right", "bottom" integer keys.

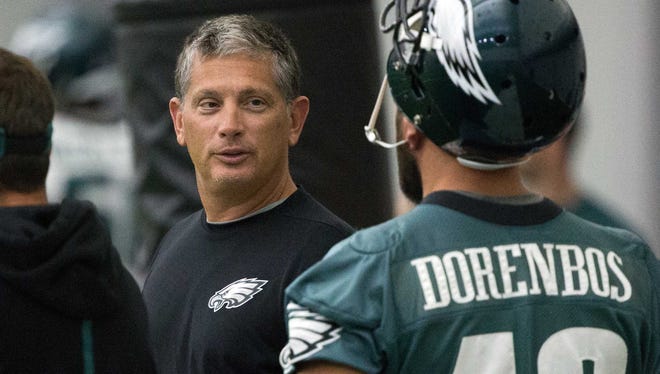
[
  {"left": 247, "top": 98, "right": 266, "bottom": 108},
  {"left": 200, "top": 101, "right": 219, "bottom": 109}
]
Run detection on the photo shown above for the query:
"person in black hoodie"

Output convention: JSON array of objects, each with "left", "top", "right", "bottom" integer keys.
[{"left": 0, "top": 47, "right": 155, "bottom": 373}]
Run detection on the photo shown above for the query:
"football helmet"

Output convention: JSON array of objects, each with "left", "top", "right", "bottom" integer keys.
[{"left": 369, "top": 0, "right": 586, "bottom": 169}]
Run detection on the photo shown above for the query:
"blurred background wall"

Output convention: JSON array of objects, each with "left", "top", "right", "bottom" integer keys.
[
  {"left": 1, "top": 0, "right": 658, "bottom": 257},
  {"left": 566, "top": 0, "right": 659, "bottom": 255}
]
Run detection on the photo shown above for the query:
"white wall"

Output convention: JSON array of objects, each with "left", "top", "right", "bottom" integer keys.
[
  {"left": 0, "top": 1, "right": 45, "bottom": 47},
  {"left": 568, "top": 0, "right": 659, "bottom": 255}
]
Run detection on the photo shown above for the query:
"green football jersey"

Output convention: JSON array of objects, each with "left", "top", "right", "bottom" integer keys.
[
  {"left": 281, "top": 191, "right": 660, "bottom": 374},
  {"left": 570, "top": 196, "right": 632, "bottom": 231}
]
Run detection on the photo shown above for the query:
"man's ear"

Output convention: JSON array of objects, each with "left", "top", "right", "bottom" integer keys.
[
  {"left": 399, "top": 113, "right": 423, "bottom": 151},
  {"left": 170, "top": 97, "right": 186, "bottom": 146},
  {"left": 288, "top": 96, "right": 310, "bottom": 146}
]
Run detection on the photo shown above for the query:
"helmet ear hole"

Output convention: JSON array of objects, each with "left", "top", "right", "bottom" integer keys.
[
  {"left": 494, "top": 34, "right": 508, "bottom": 44},
  {"left": 411, "top": 74, "right": 426, "bottom": 100}
]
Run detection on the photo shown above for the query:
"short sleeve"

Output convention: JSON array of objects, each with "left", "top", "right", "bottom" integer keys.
[{"left": 281, "top": 237, "right": 390, "bottom": 373}]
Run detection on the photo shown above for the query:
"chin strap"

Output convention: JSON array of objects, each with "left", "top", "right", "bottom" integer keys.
[
  {"left": 457, "top": 156, "right": 529, "bottom": 171},
  {"left": 364, "top": 75, "right": 407, "bottom": 149}
]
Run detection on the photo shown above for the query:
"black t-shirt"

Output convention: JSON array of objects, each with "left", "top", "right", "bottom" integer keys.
[{"left": 142, "top": 188, "right": 354, "bottom": 373}]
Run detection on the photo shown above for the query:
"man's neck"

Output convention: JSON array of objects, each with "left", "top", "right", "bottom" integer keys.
[
  {"left": 523, "top": 166, "right": 579, "bottom": 206},
  {"left": 199, "top": 176, "right": 297, "bottom": 222},
  {"left": 419, "top": 144, "right": 530, "bottom": 198},
  {"left": 0, "top": 188, "right": 48, "bottom": 207}
]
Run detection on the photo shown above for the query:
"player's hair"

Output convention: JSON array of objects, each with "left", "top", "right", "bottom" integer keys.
[
  {"left": 0, "top": 48, "right": 54, "bottom": 192},
  {"left": 174, "top": 14, "right": 302, "bottom": 102}
]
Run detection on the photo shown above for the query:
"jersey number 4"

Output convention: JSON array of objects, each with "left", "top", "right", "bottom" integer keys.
[{"left": 453, "top": 327, "right": 627, "bottom": 373}]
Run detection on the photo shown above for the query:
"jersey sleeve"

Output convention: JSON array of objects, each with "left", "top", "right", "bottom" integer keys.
[
  {"left": 646, "top": 250, "right": 660, "bottom": 372},
  {"left": 281, "top": 234, "right": 391, "bottom": 373}
]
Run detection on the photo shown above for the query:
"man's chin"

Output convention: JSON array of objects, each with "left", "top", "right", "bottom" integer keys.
[{"left": 212, "top": 173, "right": 249, "bottom": 186}]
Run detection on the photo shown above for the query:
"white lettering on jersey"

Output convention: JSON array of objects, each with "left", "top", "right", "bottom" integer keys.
[
  {"left": 521, "top": 243, "right": 559, "bottom": 296},
  {"left": 464, "top": 247, "right": 502, "bottom": 301},
  {"left": 411, "top": 256, "right": 451, "bottom": 310},
  {"left": 493, "top": 244, "right": 528, "bottom": 298},
  {"left": 585, "top": 247, "right": 609, "bottom": 297},
  {"left": 207, "top": 278, "right": 268, "bottom": 312},
  {"left": 608, "top": 251, "right": 632, "bottom": 302},
  {"left": 557, "top": 244, "right": 589, "bottom": 296},
  {"left": 411, "top": 244, "right": 632, "bottom": 310},
  {"left": 444, "top": 250, "right": 476, "bottom": 303},
  {"left": 280, "top": 302, "right": 342, "bottom": 373}
]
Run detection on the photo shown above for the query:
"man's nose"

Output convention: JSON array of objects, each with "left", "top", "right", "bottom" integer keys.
[{"left": 217, "top": 104, "right": 243, "bottom": 138}]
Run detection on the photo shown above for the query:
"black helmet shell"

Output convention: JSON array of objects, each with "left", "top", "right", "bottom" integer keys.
[{"left": 387, "top": 0, "right": 586, "bottom": 165}]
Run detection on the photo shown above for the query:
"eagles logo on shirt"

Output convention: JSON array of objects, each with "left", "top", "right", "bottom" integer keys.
[
  {"left": 208, "top": 278, "right": 268, "bottom": 311},
  {"left": 279, "top": 302, "right": 342, "bottom": 372}
]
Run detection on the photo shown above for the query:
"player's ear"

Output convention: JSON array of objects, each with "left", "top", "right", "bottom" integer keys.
[{"left": 398, "top": 112, "right": 423, "bottom": 151}]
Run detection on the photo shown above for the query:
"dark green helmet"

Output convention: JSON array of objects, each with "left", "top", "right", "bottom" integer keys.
[{"left": 382, "top": 0, "right": 586, "bottom": 169}]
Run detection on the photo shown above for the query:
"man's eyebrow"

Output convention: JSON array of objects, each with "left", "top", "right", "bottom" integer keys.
[
  {"left": 192, "top": 89, "right": 220, "bottom": 99},
  {"left": 188, "top": 89, "right": 220, "bottom": 105},
  {"left": 238, "top": 87, "right": 276, "bottom": 102}
]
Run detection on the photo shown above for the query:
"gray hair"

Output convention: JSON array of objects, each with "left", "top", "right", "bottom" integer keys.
[{"left": 174, "top": 14, "right": 302, "bottom": 102}]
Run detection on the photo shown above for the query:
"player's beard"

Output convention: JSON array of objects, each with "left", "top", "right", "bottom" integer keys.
[{"left": 397, "top": 144, "right": 423, "bottom": 204}]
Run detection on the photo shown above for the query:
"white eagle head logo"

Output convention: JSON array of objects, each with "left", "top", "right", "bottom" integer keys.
[
  {"left": 208, "top": 278, "right": 268, "bottom": 312},
  {"left": 427, "top": 0, "right": 501, "bottom": 105}
]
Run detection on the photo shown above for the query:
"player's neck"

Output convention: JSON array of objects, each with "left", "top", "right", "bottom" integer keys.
[
  {"left": 420, "top": 146, "right": 530, "bottom": 198},
  {"left": 429, "top": 167, "right": 529, "bottom": 197},
  {"left": 530, "top": 165, "right": 580, "bottom": 206}
]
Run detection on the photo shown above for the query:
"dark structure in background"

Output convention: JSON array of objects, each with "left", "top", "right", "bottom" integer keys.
[
  {"left": 655, "top": 1, "right": 660, "bottom": 251},
  {"left": 114, "top": 0, "right": 393, "bottom": 270},
  {"left": 9, "top": 5, "right": 138, "bottom": 264}
]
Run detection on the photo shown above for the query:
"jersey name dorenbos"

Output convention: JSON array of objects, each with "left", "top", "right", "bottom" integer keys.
[{"left": 411, "top": 243, "right": 631, "bottom": 310}]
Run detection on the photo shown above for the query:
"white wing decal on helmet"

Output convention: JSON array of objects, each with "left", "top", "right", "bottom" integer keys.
[{"left": 428, "top": 0, "right": 501, "bottom": 105}]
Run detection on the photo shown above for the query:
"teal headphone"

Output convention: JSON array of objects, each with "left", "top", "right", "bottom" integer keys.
[{"left": 0, "top": 122, "right": 53, "bottom": 159}]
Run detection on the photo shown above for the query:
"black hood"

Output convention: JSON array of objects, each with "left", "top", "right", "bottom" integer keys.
[{"left": 0, "top": 199, "right": 125, "bottom": 319}]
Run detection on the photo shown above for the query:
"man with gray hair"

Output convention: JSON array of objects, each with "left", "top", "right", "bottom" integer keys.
[{"left": 141, "top": 14, "right": 353, "bottom": 373}]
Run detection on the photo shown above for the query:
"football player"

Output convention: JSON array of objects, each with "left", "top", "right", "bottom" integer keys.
[{"left": 280, "top": 0, "right": 660, "bottom": 373}]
